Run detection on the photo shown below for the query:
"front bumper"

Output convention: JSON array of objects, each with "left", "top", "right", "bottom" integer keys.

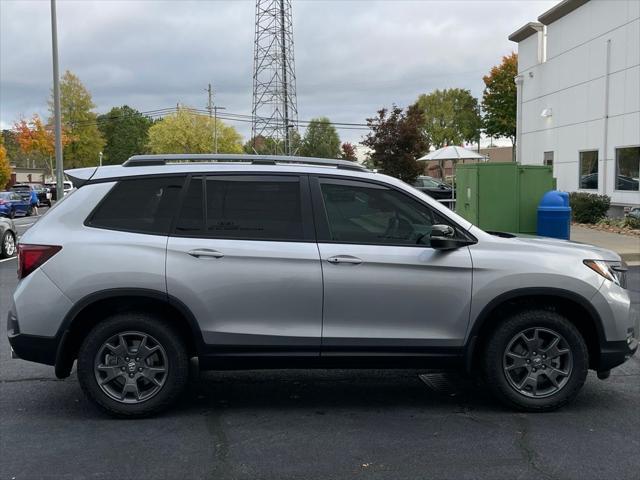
[{"left": 598, "top": 328, "right": 638, "bottom": 371}]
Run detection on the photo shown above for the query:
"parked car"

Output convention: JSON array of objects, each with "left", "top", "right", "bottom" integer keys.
[
  {"left": 10, "top": 184, "right": 38, "bottom": 210},
  {"left": 8, "top": 154, "right": 637, "bottom": 418},
  {"left": 0, "top": 191, "right": 31, "bottom": 218},
  {"left": 626, "top": 207, "right": 640, "bottom": 220},
  {"left": 0, "top": 216, "right": 17, "bottom": 258},
  {"left": 34, "top": 186, "right": 52, "bottom": 207},
  {"left": 44, "top": 180, "right": 74, "bottom": 201},
  {"left": 412, "top": 175, "right": 454, "bottom": 200}
]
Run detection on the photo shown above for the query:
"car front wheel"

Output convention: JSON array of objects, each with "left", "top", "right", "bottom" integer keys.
[
  {"left": 77, "top": 312, "right": 189, "bottom": 418},
  {"left": 483, "top": 309, "right": 588, "bottom": 412}
]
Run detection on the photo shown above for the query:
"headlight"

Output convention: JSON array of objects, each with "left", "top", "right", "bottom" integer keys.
[{"left": 583, "top": 259, "right": 628, "bottom": 288}]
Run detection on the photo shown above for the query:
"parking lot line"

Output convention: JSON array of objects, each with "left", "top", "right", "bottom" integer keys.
[{"left": 0, "top": 256, "right": 17, "bottom": 264}]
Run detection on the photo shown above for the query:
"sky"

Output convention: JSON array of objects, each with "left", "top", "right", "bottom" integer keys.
[{"left": 0, "top": 0, "right": 557, "bottom": 145}]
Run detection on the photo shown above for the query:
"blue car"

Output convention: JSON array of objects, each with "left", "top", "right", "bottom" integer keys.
[{"left": 0, "top": 191, "right": 32, "bottom": 218}]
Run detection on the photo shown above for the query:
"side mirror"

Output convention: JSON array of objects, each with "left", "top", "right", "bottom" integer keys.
[{"left": 430, "top": 224, "right": 468, "bottom": 250}]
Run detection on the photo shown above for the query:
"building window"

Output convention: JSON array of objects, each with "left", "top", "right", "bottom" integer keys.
[
  {"left": 579, "top": 151, "right": 598, "bottom": 190},
  {"left": 615, "top": 147, "right": 640, "bottom": 191},
  {"left": 544, "top": 151, "right": 554, "bottom": 167}
]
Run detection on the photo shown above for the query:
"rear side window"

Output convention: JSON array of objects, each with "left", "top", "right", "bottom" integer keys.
[
  {"left": 174, "top": 175, "right": 304, "bottom": 241},
  {"left": 88, "top": 176, "right": 184, "bottom": 234}
]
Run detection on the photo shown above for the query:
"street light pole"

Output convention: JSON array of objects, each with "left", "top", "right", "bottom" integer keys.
[
  {"left": 99, "top": 151, "right": 103, "bottom": 167},
  {"left": 50, "top": 0, "right": 64, "bottom": 199},
  {"left": 213, "top": 106, "right": 226, "bottom": 154}
]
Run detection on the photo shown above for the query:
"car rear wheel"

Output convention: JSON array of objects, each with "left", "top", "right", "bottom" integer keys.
[
  {"left": 483, "top": 309, "right": 588, "bottom": 412},
  {"left": 1, "top": 230, "right": 16, "bottom": 258},
  {"left": 8, "top": 208, "right": 15, "bottom": 219},
  {"left": 77, "top": 312, "right": 189, "bottom": 418}
]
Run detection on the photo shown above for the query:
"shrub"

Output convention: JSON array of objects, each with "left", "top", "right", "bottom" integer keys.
[
  {"left": 624, "top": 216, "right": 640, "bottom": 230},
  {"left": 569, "top": 192, "right": 610, "bottom": 224}
]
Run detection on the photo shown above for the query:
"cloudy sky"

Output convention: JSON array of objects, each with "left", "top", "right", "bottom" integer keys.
[{"left": 0, "top": 0, "right": 556, "bottom": 144}]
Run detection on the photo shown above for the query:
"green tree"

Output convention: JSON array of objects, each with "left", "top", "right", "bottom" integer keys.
[
  {"left": 49, "top": 70, "right": 105, "bottom": 167},
  {"left": 147, "top": 108, "right": 243, "bottom": 154},
  {"left": 340, "top": 142, "right": 357, "bottom": 161},
  {"left": 299, "top": 117, "right": 341, "bottom": 158},
  {"left": 361, "top": 104, "right": 427, "bottom": 183},
  {"left": 243, "top": 135, "right": 279, "bottom": 155},
  {"left": 482, "top": 53, "right": 518, "bottom": 160},
  {"left": 98, "top": 106, "right": 153, "bottom": 165},
  {"left": 2, "top": 130, "right": 30, "bottom": 168},
  {"left": 414, "top": 88, "right": 481, "bottom": 177},
  {"left": 0, "top": 136, "right": 11, "bottom": 189}
]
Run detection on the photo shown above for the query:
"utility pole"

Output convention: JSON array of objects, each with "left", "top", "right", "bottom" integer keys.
[
  {"left": 50, "top": 0, "right": 64, "bottom": 199},
  {"left": 205, "top": 83, "right": 225, "bottom": 153},
  {"left": 213, "top": 105, "right": 226, "bottom": 154}
]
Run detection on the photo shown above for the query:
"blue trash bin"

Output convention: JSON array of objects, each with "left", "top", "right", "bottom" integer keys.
[{"left": 537, "top": 191, "right": 571, "bottom": 239}]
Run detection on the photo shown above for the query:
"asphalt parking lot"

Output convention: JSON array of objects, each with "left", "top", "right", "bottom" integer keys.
[{"left": 0, "top": 216, "right": 638, "bottom": 480}]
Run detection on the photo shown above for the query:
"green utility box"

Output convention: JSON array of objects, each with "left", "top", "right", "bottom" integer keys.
[{"left": 455, "top": 163, "right": 555, "bottom": 233}]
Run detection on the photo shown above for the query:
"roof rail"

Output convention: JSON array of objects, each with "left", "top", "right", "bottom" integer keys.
[{"left": 122, "top": 154, "right": 368, "bottom": 172}]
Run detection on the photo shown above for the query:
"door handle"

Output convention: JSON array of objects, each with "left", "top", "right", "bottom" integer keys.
[
  {"left": 326, "top": 255, "right": 362, "bottom": 265},
  {"left": 187, "top": 249, "right": 225, "bottom": 259}
]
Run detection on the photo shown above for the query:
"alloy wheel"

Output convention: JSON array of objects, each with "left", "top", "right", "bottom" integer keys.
[
  {"left": 502, "top": 327, "right": 573, "bottom": 398},
  {"left": 3, "top": 233, "right": 16, "bottom": 257},
  {"left": 94, "top": 331, "right": 169, "bottom": 404}
]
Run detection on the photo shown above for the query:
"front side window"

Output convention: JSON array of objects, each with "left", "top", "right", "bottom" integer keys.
[
  {"left": 616, "top": 147, "right": 640, "bottom": 191},
  {"left": 579, "top": 150, "right": 598, "bottom": 190},
  {"left": 174, "top": 175, "right": 305, "bottom": 241},
  {"left": 319, "top": 179, "right": 449, "bottom": 246},
  {"left": 88, "top": 176, "right": 184, "bottom": 234}
]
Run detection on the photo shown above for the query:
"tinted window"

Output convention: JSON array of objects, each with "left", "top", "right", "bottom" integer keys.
[
  {"left": 616, "top": 147, "right": 639, "bottom": 191},
  {"left": 89, "top": 176, "right": 184, "bottom": 234},
  {"left": 320, "top": 179, "right": 449, "bottom": 246},
  {"left": 579, "top": 150, "right": 598, "bottom": 190},
  {"left": 174, "top": 175, "right": 304, "bottom": 241}
]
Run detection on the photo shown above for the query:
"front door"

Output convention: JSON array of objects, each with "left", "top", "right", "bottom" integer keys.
[
  {"left": 311, "top": 176, "right": 473, "bottom": 355},
  {"left": 166, "top": 174, "right": 322, "bottom": 356}
]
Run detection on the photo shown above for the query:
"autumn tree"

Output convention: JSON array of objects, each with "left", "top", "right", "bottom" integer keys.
[
  {"left": 0, "top": 136, "right": 11, "bottom": 189},
  {"left": 147, "top": 108, "right": 243, "bottom": 154},
  {"left": 98, "top": 106, "right": 153, "bottom": 165},
  {"left": 361, "top": 104, "right": 427, "bottom": 183},
  {"left": 1, "top": 130, "right": 29, "bottom": 168},
  {"left": 13, "top": 115, "right": 70, "bottom": 176},
  {"left": 243, "top": 135, "right": 279, "bottom": 155},
  {"left": 413, "top": 88, "right": 481, "bottom": 177},
  {"left": 299, "top": 117, "right": 341, "bottom": 158},
  {"left": 340, "top": 142, "right": 357, "bottom": 161},
  {"left": 49, "top": 70, "right": 105, "bottom": 167},
  {"left": 482, "top": 53, "right": 518, "bottom": 161}
]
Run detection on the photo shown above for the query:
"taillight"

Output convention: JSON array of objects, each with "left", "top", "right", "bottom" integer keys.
[{"left": 18, "top": 244, "right": 62, "bottom": 280}]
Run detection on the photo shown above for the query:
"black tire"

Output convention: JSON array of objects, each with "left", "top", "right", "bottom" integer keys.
[
  {"left": 9, "top": 208, "right": 15, "bottom": 219},
  {"left": 26, "top": 206, "right": 32, "bottom": 217},
  {"left": 77, "top": 312, "right": 189, "bottom": 418},
  {"left": 1, "top": 230, "right": 16, "bottom": 258},
  {"left": 483, "top": 309, "right": 588, "bottom": 412}
]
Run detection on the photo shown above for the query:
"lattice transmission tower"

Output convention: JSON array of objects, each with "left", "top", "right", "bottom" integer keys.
[{"left": 251, "top": 0, "right": 298, "bottom": 155}]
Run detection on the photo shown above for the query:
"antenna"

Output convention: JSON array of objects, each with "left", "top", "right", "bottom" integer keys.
[{"left": 251, "top": 0, "right": 298, "bottom": 155}]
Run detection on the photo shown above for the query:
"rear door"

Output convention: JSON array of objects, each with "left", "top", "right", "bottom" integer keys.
[
  {"left": 166, "top": 174, "right": 323, "bottom": 355},
  {"left": 311, "top": 176, "right": 473, "bottom": 355}
]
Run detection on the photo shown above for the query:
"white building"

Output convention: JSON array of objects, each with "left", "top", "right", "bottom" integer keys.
[{"left": 510, "top": 0, "right": 639, "bottom": 214}]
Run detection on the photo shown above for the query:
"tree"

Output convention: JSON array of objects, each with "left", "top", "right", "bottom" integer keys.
[
  {"left": 1, "top": 130, "right": 29, "bottom": 168},
  {"left": 414, "top": 88, "right": 481, "bottom": 177},
  {"left": 147, "top": 108, "right": 243, "bottom": 154},
  {"left": 98, "top": 106, "right": 153, "bottom": 165},
  {"left": 0, "top": 136, "right": 11, "bottom": 189},
  {"left": 13, "top": 115, "right": 70, "bottom": 176},
  {"left": 361, "top": 104, "right": 427, "bottom": 183},
  {"left": 340, "top": 142, "right": 357, "bottom": 161},
  {"left": 482, "top": 53, "right": 518, "bottom": 161},
  {"left": 243, "top": 135, "right": 279, "bottom": 155},
  {"left": 299, "top": 117, "right": 341, "bottom": 158},
  {"left": 49, "top": 71, "right": 105, "bottom": 167}
]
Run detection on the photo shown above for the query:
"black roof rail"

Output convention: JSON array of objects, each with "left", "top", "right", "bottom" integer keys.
[{"left": 122, "top": 154, "right": 368, "bottom": 172}]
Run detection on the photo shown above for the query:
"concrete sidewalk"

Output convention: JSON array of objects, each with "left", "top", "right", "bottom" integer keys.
[{"left": 571, "top": 225, "right": 640, "bottom": 263}]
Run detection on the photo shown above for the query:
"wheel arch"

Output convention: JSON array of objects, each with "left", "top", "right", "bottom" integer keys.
[
  {"left": 54, "top": 288, "right": 204, "bottom": 379},
  {"left": 464, "top": 288, "right": 605, "bottom": 374}
]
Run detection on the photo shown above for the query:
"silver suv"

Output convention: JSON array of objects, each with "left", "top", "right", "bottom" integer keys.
[{"left": 8, "top": 154, "right": 638, "bottom": 417}]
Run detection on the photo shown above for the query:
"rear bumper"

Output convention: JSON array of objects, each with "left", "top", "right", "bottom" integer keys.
[{"left": 8, "top": 332, "right": 58, "bottom": 366}]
